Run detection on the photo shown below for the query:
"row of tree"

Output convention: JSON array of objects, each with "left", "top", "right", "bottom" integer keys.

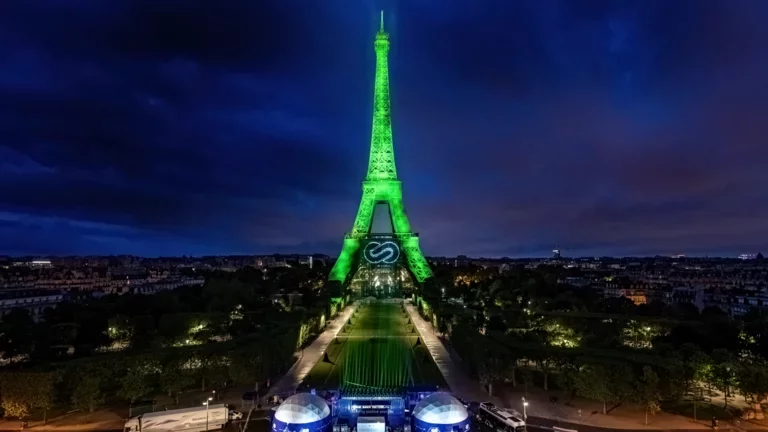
[
  {"left": 0, "top": 322, "right": 303, "bottom": 420},
  {"left": 0, "top": 265, "right": 345, "bottom": 421},
  {"left": 416, "top": 265, "right": 768, "bottom": 420},
  {"left": 0, "top": 266, "right": 333, "bottom": 362}
]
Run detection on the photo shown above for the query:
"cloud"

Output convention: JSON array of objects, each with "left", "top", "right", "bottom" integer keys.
[{"left": 0, "top": 0, "right": 767, "bottom": 257}]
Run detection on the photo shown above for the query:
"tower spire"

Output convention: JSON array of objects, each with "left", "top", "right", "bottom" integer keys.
[{"left": 367, "top": 9, "right": 395, "bottom": 181}]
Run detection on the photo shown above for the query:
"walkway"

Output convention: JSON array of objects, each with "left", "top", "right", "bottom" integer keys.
[
  {"left": 263, "top": 304, "right": 357, "bottom": 401},
  {"left": 404, "top": 301, "right": 492, "bottom": 403},
  {"left": 509, "top": 387, "right": 714, "bottom": 431}
]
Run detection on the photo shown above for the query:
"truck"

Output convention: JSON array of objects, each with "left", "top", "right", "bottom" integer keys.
[{"left": 123, "top": 404, "right": 239, "bottom": 432}]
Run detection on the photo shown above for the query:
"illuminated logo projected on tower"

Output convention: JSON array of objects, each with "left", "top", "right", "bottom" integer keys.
[{"left": 363, "top": 241, "right": 400, "bottom": 264}]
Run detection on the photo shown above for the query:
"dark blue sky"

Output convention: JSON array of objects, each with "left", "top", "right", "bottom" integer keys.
[{"left": 1, "top": 0, "right": 767, "bottom": 258}]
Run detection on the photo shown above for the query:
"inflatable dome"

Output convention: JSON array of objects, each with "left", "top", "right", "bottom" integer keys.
[
  {"left": 273, "top": 393, "right": 332, "bottom": 432},
  {"left": 412, "top": 392, "right": 470, "bottom": 432}
]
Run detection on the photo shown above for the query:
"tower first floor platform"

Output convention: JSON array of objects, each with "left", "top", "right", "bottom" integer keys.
[{"left": 332, "top": 233, "right": 425, "bottom": 297}]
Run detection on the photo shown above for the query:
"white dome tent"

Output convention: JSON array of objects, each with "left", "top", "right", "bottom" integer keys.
[
  {"left": 412, "top": 392, "right": 470, "bottom": 432},
  {"left": 273, "top": 393, "right": 332, "bottom": 432}
]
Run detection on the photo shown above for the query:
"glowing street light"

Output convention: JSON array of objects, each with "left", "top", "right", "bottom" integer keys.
[
  {"left": 522, "top": 397, "right": 529, "bottom": 421},
  {"left": 203, "top": 397, "right": 213, "bottom": 431}
]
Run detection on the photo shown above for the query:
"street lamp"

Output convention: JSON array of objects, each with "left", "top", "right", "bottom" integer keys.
[
  {"left": 521, "top": 397, "right": 528, "bottom": 421},
  {"left": 204, "top": 397, "right": 213, "bottom": 431}
]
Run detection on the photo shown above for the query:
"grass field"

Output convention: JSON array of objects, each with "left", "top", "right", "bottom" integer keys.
[{"left": 302, "top": 301, "right": 445, "bottom": 393}]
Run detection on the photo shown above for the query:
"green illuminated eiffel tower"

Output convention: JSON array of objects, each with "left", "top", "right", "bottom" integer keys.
[{"left": 329, "top": 12, "right": 433, "bottom": 284}]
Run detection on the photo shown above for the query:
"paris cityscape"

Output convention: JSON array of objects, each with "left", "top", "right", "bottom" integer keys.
[{"left": 1, "top": 2, "right": 768, "bottom": 432}]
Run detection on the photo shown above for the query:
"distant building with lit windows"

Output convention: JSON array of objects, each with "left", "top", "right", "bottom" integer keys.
[{"left": 602, "top": 282, "right": 648, "bottom": 305}]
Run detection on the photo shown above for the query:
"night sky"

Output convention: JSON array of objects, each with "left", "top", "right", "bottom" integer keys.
[{"left": 1, "top": 1, "right": 767, "bottom": 258}]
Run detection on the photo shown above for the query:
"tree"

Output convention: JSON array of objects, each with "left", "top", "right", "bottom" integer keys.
[
  {"left": 503, "top": 353, "right": 519, "bottom": 388},
  {"left": 0, "top": 308, "right": 37, "bottom": 358},
  {"left": 672, "top": 302, "right": 700, "bottom": 321},
  {"left": 601, "top": 296, "right": 637, "bottom": 315},
  {"left": 161, "top": 358, "right": 195, "bottom": 405},
  {"left": 691, "top": 351, "right": 714, "bottom": 396},
  {"left": 119, "top": 367, "right": 151, "bottom": 404},
  {"left": 622, "top": 320, "right": 657, "bottom": 349},
  {"left": 678, "top": 343, "right": 703, "bottom": 392},
  {"left": 0, "top": 371, "right": 56, "bottom": 422},
  {"left": 636, "top": 366, "right": 661, "bottom": 425},
  {"left": 575, "top": 364, "right": 613, "bottom": 414},
  {"left": 129, "top": 315, "right": 156, "bottom": 350},
  {"left": 607, "top": 362, "right": 635, "bottom": 406},
  {"left": 711, "top": 349, "right": 737, "bottom": 408},
  {"left": 107, "top": 314, "right": 133, "bottom": 344},
  {"left": 325, "top": 280, "right": 343, "bottom": 300},
  {"left": 736, "top": 362, "right": 768, "bottom": 404},
  {"left": 1, "top": 399, "right": 29, "bottom": 419},
  {"left": 158, "top": 314, "right": 194, "bottom": 346},
  {"left": 486, "top": 314, "right": 506, "bottom": 332},
  {"left": 0, "top": 372, "right": 31, "bottom": 420},
  {"left": 555, "top": 358, "right": 579, "bottom": 402},
  {"left": 29, "top": 372, "right": 56, "bottom": 424},
  {"left": 662, "top": 356, "right": 687, "bottom": 404},
  {"left": 478, "top": 354, "right": 504, "bottom": 397},
  {"left": 229, "top": 349, "right": 264, "bottom": 390},
  {"left": 72, "top": 375, "right": 104, "bottom": 413},
  {"left": 195, "top": 354, "right": 229, "bottom": 391},
  {"left": 436, "top": 315, "right": 450, "bottom": 336},
  {"left": 534, "top": 354, "right": 554, "bottom": 391},
  {"left": 448, "top": 319, "right": 485, "bottom": 375},
  {"left": 742, "top": 309, "right": 768, "bottom": 360},
  {"left": 520, "top": 368, "right": 533, "bottom": 397},
  {"left": 66, "top": 305, "right": 111, "bottom": 354},
  {"left": 690, "top": 381, "right": 705, "bottom": 422}
]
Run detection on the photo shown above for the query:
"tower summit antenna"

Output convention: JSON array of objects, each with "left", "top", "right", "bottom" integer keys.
[{"left": 380, "top": 10, "right": 384, "bottom": 32}]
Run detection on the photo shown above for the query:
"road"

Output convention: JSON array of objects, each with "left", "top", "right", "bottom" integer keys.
[{"left": 523, "top": 415, "right": 744, "bottom": 432}]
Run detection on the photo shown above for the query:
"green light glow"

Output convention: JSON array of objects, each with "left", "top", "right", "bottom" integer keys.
[{"left": 330, "top": 13, "right": 433, "bottom": 284}]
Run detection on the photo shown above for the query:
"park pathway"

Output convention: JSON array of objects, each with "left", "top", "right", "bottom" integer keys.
[
  {"left": 263, "top": 304, "right": 357, "bottom": 401},
  {"left": 404, "top": 301, "right": 493, "bottom": 403}
]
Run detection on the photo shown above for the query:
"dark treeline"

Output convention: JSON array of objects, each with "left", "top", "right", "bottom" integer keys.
[
  {"left": 0, "top": 265, "right": 347, "bottom": 421},
  {"left": 416, "top": 264, "right": 768, "bottom": 421}
]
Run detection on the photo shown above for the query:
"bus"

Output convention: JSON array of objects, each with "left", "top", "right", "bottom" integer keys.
[{"left": 476, "top": 402, "right": 526, "bottom": 432}]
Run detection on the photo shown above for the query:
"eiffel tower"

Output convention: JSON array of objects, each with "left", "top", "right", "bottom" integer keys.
[{"left": 329, "top": 12, "right": 433, "bottom": 286}]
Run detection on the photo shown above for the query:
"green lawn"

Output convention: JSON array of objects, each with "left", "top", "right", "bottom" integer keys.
[{"left": 302, "top": 302, "right": 445, "bottom": 392}]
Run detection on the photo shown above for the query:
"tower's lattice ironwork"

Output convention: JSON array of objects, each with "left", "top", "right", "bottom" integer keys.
[{"left": 329, "top": 13, "right": 433, "bottom": 284}]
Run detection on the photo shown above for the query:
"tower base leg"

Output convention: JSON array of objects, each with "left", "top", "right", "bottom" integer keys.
[
  {"left": 401, "top": 236, "right": 432, "bottom": 282},
  {"left": 329, "top": 238, "right": 361, "bottom": 282}
]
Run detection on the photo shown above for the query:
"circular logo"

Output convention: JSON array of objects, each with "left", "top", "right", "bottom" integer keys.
[{"left": 363, "top": 241, "right": 400, "bottom": 264}]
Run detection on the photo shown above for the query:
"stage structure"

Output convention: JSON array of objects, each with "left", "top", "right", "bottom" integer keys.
[{"left": 329, "top": 12, "right": 433, "bottom": 295}]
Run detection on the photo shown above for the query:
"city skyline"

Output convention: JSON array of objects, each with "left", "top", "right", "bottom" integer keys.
[{"left": 1, "top": 1, "right": 767, "bottom": 258}]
